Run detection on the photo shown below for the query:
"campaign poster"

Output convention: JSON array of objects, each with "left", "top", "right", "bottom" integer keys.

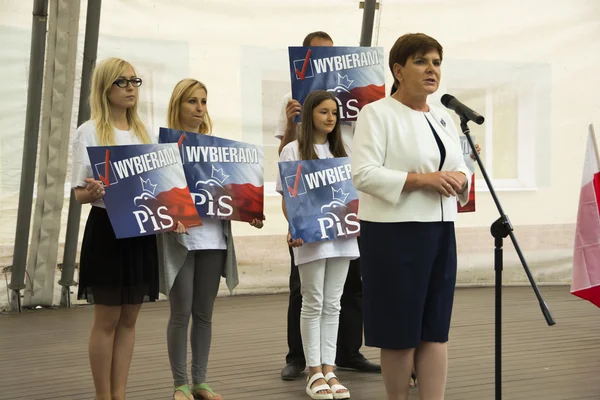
[
  {"left": 457, "top": 135, "right": 476, "bottom": 213},
  {"left": 159, "top": 128, "right": 264, "bottom": 222},
  {"left": 279, "top": 157, "right": 359, "bottom": 243},
  {"left": 288, "top": 46, "right": 385, "bottom": 121},
  {"left": 87, "top": 143, "right": 202, "bottom": 239}
]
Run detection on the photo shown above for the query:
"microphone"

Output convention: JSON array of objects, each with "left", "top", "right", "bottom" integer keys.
[{"left": 441, "top": 94, "right": 485, "bottom": 125}]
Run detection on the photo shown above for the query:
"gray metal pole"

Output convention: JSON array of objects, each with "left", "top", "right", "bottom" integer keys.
[
  {"left": 359, "top": 0, "right": 377, "bottom": 47},
  {"left": 59, "top": 0, "right": 102, "bottom": 308},
  {"left": 8, "top": 0, "right": 49, "bottom": 313}
]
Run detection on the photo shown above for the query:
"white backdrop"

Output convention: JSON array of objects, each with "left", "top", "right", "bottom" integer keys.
[{"left": 0, "top": 0, "right": 599, "bottom": 306}]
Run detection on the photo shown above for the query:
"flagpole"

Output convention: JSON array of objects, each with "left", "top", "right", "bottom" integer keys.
[{"left": 589, "top": 124, "right": 600, "bottom": 170}]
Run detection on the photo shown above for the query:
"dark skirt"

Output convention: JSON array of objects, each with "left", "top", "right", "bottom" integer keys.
[
  {"left": 78, "top": 206, "right": 159, "bottom": 306},
  {"left": 360, "top": 220, "right": 457, "bottom": 350}
]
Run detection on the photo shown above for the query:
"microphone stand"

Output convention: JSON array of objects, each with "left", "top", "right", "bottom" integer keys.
[{"left": 459, "top": 117, "right": 556, "bottom": 400}]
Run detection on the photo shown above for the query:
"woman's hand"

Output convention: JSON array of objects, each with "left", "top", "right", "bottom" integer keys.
[
  {"left": 249, "top": 218, "right": 264, "bottom": 229},
  {"left": 449, "top": 171, "right": 468, "bottom": 193},
  {"left": 173, "top": 221, "right": 189, "bottom": 235},
  {"left": 84, "top": 178, "right": 105, "bottom": 199},
  {"left": 422, "top": 171, "right": 465, "bottom": 197},
  {"left": 470, "top": 143, "right": 481, "bottom": 160},
  {"left": 287, "top": 231, "right": 303, "bottom": 248}
]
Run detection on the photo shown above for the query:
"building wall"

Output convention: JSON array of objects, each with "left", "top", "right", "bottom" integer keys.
[{"left": 0, "top": 0, "right": 598, "bottom": 290}]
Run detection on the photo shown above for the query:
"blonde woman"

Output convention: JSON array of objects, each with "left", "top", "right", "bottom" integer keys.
[
  {"left": 70, "top": 57, "right": 158, "bottom": 400},
  {"left": 158, "top": 79, "right": 263, "bottom": 400}
]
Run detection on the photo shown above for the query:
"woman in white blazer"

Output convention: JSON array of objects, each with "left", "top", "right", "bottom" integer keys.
[{"left": 351, "top": 33, "right": 472, "bottom": 400}]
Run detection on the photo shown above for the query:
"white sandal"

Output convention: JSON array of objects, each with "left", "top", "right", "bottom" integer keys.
[
  {"left": 306, "top": 372, "right": 333, "bottom": 399},
  {"left": 324, "top": 372, "right": 350, "bottom": 399}
]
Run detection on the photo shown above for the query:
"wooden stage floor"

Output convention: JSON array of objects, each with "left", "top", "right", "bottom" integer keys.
[{"left": 1, "top": 286, "right": 599, "bottom": 399}]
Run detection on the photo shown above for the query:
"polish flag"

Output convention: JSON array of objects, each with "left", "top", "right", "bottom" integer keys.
[{"left": 571, "top": 124, "right": 600, "bottom": 307}]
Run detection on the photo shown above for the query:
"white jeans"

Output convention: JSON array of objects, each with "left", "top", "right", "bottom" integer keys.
[{"left": 298, "top": 257, "right": 350, "bottom": 367}]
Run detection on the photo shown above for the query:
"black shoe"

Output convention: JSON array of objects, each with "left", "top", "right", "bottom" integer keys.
[
  {"left": 336, "top": 357, "right": 381, "bottom": 372},
  {"left": 281, "top": 363, "right": 306, "bottom": 380}
]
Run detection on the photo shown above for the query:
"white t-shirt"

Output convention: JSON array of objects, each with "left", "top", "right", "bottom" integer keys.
[
  {"left": 277, "top": 140, "right": 359, "bottom": 266},
  {"left": 185, "top": 221, "right": 227, "bottom": 251},
  {"left": 70, "top": 120, "right": 155, "bottom": 208},
  {"left": 274, "top": 91, "right": 355, "bottom": 149}
]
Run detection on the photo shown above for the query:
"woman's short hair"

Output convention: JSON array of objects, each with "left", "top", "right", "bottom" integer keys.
[{"left": 388, "top": 33, "right": 443, "bottom": 87}]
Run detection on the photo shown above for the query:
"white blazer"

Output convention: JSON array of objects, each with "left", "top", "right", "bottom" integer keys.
[{"left": 351, "top": 96, "right": 472, "bottom": 223}]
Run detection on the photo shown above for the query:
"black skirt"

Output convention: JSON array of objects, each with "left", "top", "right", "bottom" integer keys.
[
  {"left": 78, "top": 206, "right": 159, "bottom": 306},
  {"left": 360, "top": 220, "right": 457, "bottom": 349}
]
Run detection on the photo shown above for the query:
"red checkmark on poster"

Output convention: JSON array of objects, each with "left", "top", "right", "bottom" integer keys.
[
  {"left": 98, "top": 149, "right": 111, "bottom": 187},
  {"left": 295, "top": 49, "right": 312, "bottom": 80},
  {"left": 177, "top": 133, "right": 186, "bottom": 148},
  {"left": 287, "top": 164, "right": 303, "bottom": 198}
]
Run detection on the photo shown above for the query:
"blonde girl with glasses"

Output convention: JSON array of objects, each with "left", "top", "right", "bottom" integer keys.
[{"left": 70, "top": 57, "right": 158, "bottom": 400}]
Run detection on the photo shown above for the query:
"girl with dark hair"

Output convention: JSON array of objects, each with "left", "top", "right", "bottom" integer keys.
[{"left": 277, "top": 90, "right": 358, "bottom": 399}]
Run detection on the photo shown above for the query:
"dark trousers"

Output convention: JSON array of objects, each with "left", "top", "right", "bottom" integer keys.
[{"left": 285, "top": 245, "right": 364, "bottom": 366}]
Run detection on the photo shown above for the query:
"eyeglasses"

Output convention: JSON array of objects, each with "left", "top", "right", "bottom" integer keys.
[{"left": 113, "top": 77, "right": 143, "bottom": 88}]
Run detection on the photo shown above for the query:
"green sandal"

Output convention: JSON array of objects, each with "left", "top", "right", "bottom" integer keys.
[
  {"left": 174, "top": 384, "right": 192, "bottom": 400},
  {"left": 191, "top": 383, "right": 222, "bottom": 400}
]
